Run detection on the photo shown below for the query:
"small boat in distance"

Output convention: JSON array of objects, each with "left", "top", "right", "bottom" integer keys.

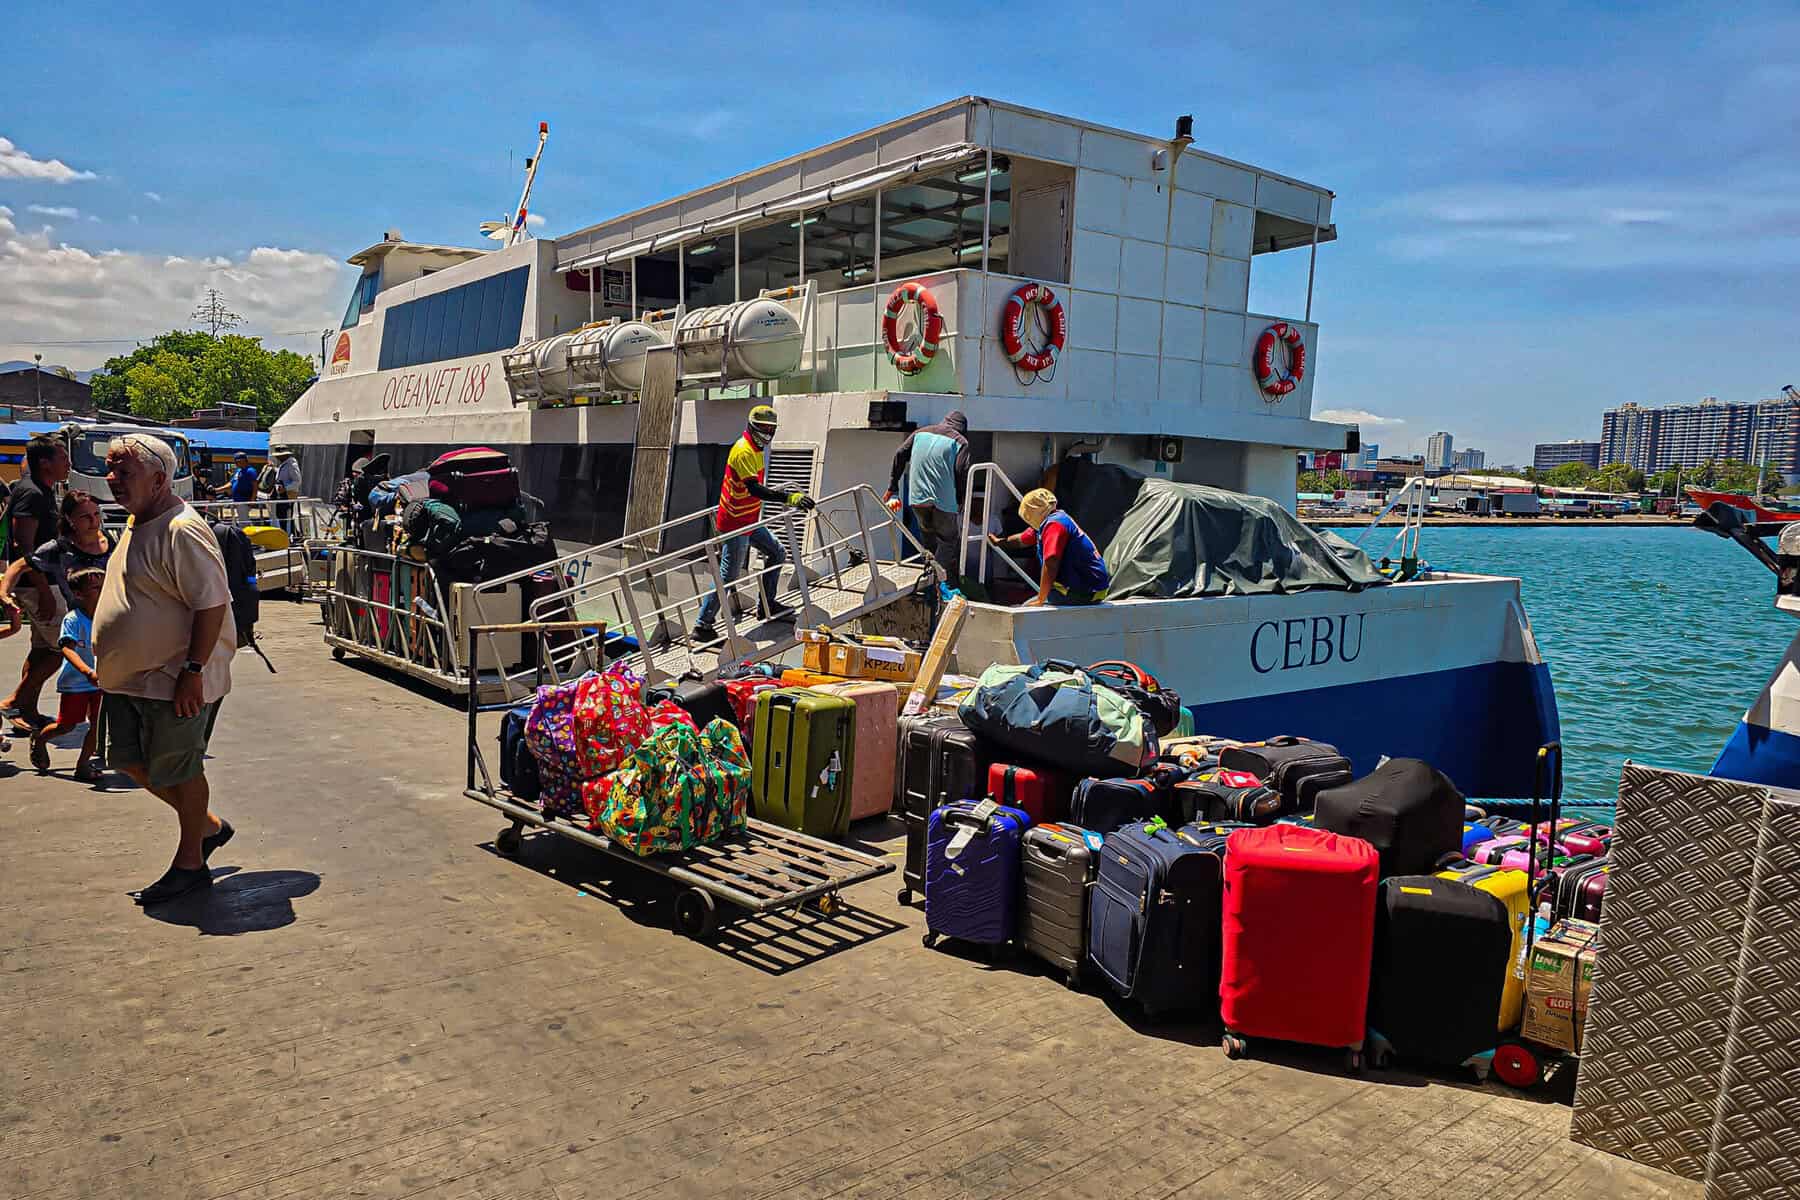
[{"left": 1685, "top": 486, "right": 1800, "bottom": 525}]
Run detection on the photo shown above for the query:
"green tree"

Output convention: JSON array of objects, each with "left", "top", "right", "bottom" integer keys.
[
  {"left": 1543, "top": 461, "right": 1595, "bottom": 488},
  {"left": 1646, "top": 467, "right": 1683, "bottom": 495},
  {"left": 89, "top": 330, "right": 217, "bottom": 411},
  {"left": 122, "top": 350, "right": 199, "bottom": 421},
  {"left": 1298, "top": 469, "right": 1351, "bottom": 493},
  {"left": 1589, "top": 462, "right": 1645, "bottom": 494},
  {"left": 86, "top": 328, "right": 314, "bottom": 427}
]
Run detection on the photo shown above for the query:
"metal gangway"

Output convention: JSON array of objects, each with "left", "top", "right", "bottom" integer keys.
[
  {"left": 958, "top": 462, "right": 1042, "bottom": 594},
  {"left": 321, "top": 484, "right": 937, "bottom": 704}
]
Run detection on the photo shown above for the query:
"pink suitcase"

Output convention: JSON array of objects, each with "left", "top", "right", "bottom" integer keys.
[
  {"left": 813, "top": 681, "right": 899, "bottom": 822},
  {"left": 1476, "top": 833, "right": 1569, "bottom": 875},
  {"left": 1532, "top": 819, "right": 1613, "bottom": 858}
]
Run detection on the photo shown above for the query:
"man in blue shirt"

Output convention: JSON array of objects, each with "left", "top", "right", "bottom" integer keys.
[
  {"left": 884, "top": 410, "right": 972, "bottom": 591},
  {"left": 228, "top": 452, "right": 259, "bottom": 520},
  {"left": 988, "top": 488, "right": 1110, "bottom": 607}
]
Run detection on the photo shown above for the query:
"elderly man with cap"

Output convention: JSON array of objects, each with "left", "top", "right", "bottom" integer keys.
[
  {"left": 988, "top": 487, "right": 1110, "bottom": 608},
  {"left": 691, "top": 405, "right": 814, "bottom": 644},
  {"left": 260, "top": 444, "right": 302, "bottom": 534},
  {"left": 94, "top": 433, "right": 238, "bottom": 905}
]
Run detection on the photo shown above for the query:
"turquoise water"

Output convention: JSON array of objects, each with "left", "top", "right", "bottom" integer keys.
[{"left": 1416, "top": 525, "right": 1793, "bottom": 803}]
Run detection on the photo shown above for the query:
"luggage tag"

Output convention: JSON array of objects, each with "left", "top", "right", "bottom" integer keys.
[{"left": 947, "top": 799, "right": 1000, "bottom": 865}]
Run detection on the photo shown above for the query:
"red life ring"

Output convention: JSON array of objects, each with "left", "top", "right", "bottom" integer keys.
[
  {"left": 1001, "top": 282, "right": 1067, "bottom": 374},
  {"left": 1253, "top": 322, "right": 1307, "bottom": 396},
  {"left": 882, "top": 281, "right": 943, "bottom": 375}
]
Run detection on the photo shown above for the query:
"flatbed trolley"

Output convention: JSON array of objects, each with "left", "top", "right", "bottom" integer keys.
[{"left": 462, "top": 621, "right": 893, "bottom": 941}]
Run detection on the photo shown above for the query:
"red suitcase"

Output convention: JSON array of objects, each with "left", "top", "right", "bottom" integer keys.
[
  {"left": 1220, "top": 824, "right": 1380, "bottom": 1069},
  {"left": 987, "top": 762, "right": 1072, "bottom": 825},
  {"left": 725, "top": 677, "right": 781, "bottom": 730}
]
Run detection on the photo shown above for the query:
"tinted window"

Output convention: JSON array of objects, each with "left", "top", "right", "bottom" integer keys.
[{"left": 375, "top": 266, "right": 529, "bottom": 370}]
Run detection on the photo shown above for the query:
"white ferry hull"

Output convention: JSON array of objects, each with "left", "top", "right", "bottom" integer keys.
[{"left": 954, "top": 572, "right": 1560, "bottom": 798}]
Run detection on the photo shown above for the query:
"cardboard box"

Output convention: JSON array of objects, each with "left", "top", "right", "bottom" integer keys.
[
  {"left": 799, "top": 629, "right": 921, "bottom": 683},
  {"left": 1522, "top": 918, "right": 1601, "bottom": 1053}
]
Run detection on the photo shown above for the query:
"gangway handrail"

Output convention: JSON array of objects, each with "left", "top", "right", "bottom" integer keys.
[
  {"left": 960, "top": 462, "right": 1039, "bottom": 589},
  {"left": 1355, "top": 476, "right": 1428, "bottom": 579}
]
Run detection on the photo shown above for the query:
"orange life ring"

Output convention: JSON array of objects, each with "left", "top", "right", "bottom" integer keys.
[
  {"left": 1253, "top": 322, "right": 1306, "bottom": 396},
  {"left": 1001, "top": 282, "right": 1067, "bottom": 373},
  {"left": 882, "top": 281, "right": 943, "bottom": 375}
]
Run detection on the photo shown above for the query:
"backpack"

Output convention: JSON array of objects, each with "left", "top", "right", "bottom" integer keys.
[
  {"left": 958, "top": 659, "right": 1152, "bottom": 778},
  {"left": 211, "top": 522, "right": 261, "bottom": 643},
  {"left": 1086, "top": 660, "right": 1184, "bottom": 738},
  {"left": 401, "top": 498, "right": 465, "bottom": 557}
]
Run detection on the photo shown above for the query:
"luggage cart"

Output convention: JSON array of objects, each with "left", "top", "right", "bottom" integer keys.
[
  {"left": 1488, "top": 741, "right": 1587, "bottom": 1090},
  {"left": 462, "top": 621, "right": 893, "bottom": 941}
]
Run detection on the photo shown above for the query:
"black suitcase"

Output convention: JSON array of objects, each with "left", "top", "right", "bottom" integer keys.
[
  {"left": 896, "top": 714, "right": 994, "bottom": 904},
  {"left": 1314, "top": 758, "right": 1465, "bottom": 878},
  {"left": 1070, "top": 776, "right": 1169, "bottom": 835},
  {"left": 1219, "top": 735, "right": 1353, "bottom": 811},
  {"left": 1368, "top": 875, "right": 1514, "bottom": 1068},
  {"left": 1172, "top": 772, "right": 1287, "bottom": 825},
  {"left": 498, "top": 703, "right": 540, "bottom": 802},
  {"left": 1018, "top": 823, "right": 1100, "bottom": 986},
  {"left": 648, "top": 678, "right": 734, "bottom": 728}
]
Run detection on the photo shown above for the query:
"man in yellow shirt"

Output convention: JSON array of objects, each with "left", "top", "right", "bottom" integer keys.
[{"left": 692, "top": 406, "right": 814, "bottom": 643}]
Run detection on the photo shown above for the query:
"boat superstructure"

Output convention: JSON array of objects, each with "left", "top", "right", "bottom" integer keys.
[{"left": 278, "top": 96, "right": 1560, "bottom": 796}]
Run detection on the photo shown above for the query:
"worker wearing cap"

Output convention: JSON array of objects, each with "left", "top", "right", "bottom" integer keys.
[
  {"left": 260, "top": 444, "right": 302, "bottom": 534},
  {"left": 988, "top": 488, "right": 1109, "bottom": 607},
  {"left": 692, "top": 405, "right": 814, "bottom": 642}
]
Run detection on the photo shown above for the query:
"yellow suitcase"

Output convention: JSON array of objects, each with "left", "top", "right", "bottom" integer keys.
[
  {"left": 243, "top": 525, "right": 291, "bottom": 551},
  {"left": 1435, "top": 860, "right": 1531, "bottom": 1030}
]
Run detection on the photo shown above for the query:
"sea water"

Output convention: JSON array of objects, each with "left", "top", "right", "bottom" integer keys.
[{"left": 1418, "top": 524, "right": 1792, "bottom": 803}]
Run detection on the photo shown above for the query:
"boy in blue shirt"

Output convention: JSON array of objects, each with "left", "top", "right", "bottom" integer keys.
[{"left": 31, "top": 566, "right": 104, "bottom": 780}]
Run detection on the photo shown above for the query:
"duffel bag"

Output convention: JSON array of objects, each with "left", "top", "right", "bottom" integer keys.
[
  {"left": 433, "top": 522, "right": 558, "bottom": 583},
  {"left": 428, "top": 446, "right": 520, "bottom": 509},
  {"left": 583, "top": 718, "right": 751, "bottom": 854},
  {"left": 458, "top": 503, "right": 531, "bottom": 540},
  {"left": 401, "top": 498, "right": 465, "bottom": 557},
  {"left": 959, "top": 660, "right": 1152, "bottom": 777},
  {"left": 1087, "top": 660, "right": 1184, "bottom": 738}
]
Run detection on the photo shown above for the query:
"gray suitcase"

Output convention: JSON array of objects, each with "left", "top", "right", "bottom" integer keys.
[{"left": 1019, "top": 823, "right": 1100, "bottom": 988}]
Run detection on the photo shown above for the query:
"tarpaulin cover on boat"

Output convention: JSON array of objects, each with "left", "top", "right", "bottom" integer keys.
[{"left": 1049, "top": 459, "right": 1386, "bottom": 599}]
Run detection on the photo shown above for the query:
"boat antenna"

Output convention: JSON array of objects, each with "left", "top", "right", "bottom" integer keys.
[{"left": 481, "top": 122, "right": 549, "bottom": 246}]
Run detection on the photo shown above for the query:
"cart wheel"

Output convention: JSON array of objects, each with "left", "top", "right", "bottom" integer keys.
[
  {"left": 1064, "top": 967, "right": 1084, "bottom": 991},
  {"left": 1492, "top": 1041, "right": 1542, "bottom": 1089},
  {"left": 1221, "top": 1033, "right": 1247, "bottom": 1060},
  {"left": 674, "top": 888, "right": 719, "bottom": 941},
  {"left": 1367, "top": 1032, "right": 1395, "bottom": 1070},
  {"left": 331, "top": 646, "right": 346, "bottom": 661},
  {"left": 495, "top": 825, "right": 523, "bottom": 857},
  {"left": 897, "top": 887, "right": 912, "bottom": 906},
  {"left": 813, "top": 891, "right": 841, "bottom": 917},
  {"left": 1345, "top": 1048, "right": 1365, "bottom": 1074},
  {"left": 922, "top": 931, "right": 938, "bottom": 949}
]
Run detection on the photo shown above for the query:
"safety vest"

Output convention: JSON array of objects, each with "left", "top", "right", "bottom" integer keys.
[{"left": 716, "top": 435, "right": 766, "bottom": 534}]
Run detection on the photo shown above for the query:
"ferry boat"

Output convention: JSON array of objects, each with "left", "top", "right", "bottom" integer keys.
[{"left": 275, "top": 97, "right": 1560, "bottom": 796}]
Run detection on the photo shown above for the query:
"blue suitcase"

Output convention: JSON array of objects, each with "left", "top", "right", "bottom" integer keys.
[
  {"left": 498, "top": 703, "right": 540, "bottom": 802},
  {"left": 1087, "top": 820, "right": 1228, "bottom": 1018},
  {"left": 1070, "top": 776, "right": 1169, "bottom": 835},
  {"left": 1461, "top": 822, "right": 1497, "bottom": 856},
  {"left": 924, "top": 801, "right": 1030, "bottom": 948}
]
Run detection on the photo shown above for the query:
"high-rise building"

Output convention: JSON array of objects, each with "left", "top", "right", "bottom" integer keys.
[
  {"left": 1452, "top": 448, "right": 1486, "bottom": 472},
  {"left": 1534, "top": 441, "right": 1602, "bottom": 471},
  {"left": 1599, "top": 396, "right": 1800, "bottom": 480},
  {"left": 1426, "top": 431, "right": 1454, "bottom": 472}
]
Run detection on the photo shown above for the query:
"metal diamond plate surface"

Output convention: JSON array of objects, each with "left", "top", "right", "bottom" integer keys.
[
  {"left": 1704, "top": 791, "right": 1800, "bottom": 1200},
  {"left": 1569, "top": 763, "right": 1766, "bottom": 1181}
]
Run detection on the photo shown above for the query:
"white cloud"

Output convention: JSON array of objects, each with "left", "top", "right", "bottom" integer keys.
[
  {"left": 144, "top": 191, "right": 163, "bottom": 203},
  {"left": 26, "top": 204, "right": 79, "bottom": 220},
  {"left": 0, "top": 136, "right": 97, "bottom": 183},
  {"left": 1315, "top": 407, "right": 1406, "bottom": 428},
  {"left": 525, "top": 212, "right": 545, "bottom": 228},
  {"left": 0, "top": 206, "right": 356, "bottom": 369}
]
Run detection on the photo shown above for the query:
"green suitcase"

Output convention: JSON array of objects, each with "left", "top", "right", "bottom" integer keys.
[{"left": 751, "top": 688, "right": 856, "bottom": 838}]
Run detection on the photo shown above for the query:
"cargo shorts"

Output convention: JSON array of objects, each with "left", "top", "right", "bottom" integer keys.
[
  {"left": 103, "top": 694, "right": 222, "bottom": 789},
  {"left": 17, "top": 587, "right": 67, "bottom": 652}
]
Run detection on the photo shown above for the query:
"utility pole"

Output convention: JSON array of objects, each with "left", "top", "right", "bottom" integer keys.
[
  {"left": 33, "top": 352, "right": 43, "bottom": 419},
  {"left": 191, "top": 288, "right": 245, "bottom": 337}
]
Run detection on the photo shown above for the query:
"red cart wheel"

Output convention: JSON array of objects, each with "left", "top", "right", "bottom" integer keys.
[{"left": 1493, "top": 1041, "right": 1542, "bottom": 1088}]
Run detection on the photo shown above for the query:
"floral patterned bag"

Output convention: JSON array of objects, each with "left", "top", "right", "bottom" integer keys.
[
  {"left": 583, "top": 718, "right": 752, "bottom": 855},
  {"left": 571, "top": 663, "right": 651, "bottom": 777},
  {"left": 523, "top": 670, "right": 595, "bottom": 819}
]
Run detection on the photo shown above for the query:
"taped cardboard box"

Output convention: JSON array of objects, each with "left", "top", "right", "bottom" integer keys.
[
  {"left": 799, "top": 629, "right": 922, "bottom": 683},
  {"left": 1522, "top": 918, "right": 1600, "bottom": 1053}
]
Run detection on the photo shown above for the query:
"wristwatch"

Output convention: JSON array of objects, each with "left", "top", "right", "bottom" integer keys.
[{"left": 182, "top": 659, "right": 204, "bottom": 675}]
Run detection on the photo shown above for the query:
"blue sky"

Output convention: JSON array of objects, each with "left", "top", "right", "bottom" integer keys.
[{"left": 3, "top": 1, "right": 1795, "bottom": 464}]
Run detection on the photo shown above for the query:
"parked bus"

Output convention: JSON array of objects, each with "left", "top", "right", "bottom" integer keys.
[{"left": 1, "top": 420, "right": 198, "bottom": 500}]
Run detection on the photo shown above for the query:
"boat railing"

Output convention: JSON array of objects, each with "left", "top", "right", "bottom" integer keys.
[
  {"left": 960, "top": 462, "right": 1040, "bottom": 591},
  {"left": 100, "top": 496, "right": 337, "bottom": 596},
  {"left": 1355, "top": 476, "right": 1428, "bottom": 579},
  {"left": 319, "top": 544, "right": 466, "bottom": 686},
  {"left": 470, "top": 482, "right": 934, "bottom": 695}
]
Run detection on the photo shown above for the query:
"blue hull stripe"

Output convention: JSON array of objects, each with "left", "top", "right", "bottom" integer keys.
[
  {"left": 1712, "top": 720, "right": 1800, "bottom": 789},
  {"left": 1185, "top": 660, "right": 1561, "bottom": 799}
]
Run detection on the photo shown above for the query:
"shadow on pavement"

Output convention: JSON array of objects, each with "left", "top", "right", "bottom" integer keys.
[{"left": 142, "top": 867, "right": 322, "bottom": 936}]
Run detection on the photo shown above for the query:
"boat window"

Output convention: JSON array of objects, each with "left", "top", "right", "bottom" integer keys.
[
  {"left": 807, "top": 195, "right": 879, "bottom": 294},
  {"left": 340, "top": 269, "right": 381, "bottom": 330},
  {"left": 878, "top": 156, "right": 1010, "bottom": 280},
  {"left": 377, "top": 266, "right": 530, "bottom": 370},
  {"left": 734, "top": 219, "right": 802, "bottom": 298}
]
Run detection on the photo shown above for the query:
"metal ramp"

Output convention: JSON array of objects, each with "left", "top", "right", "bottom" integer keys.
[{"left": 469, "top": 483, "right": 938, "bottom": 694}]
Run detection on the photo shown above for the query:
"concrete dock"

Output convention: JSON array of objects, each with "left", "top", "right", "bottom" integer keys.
[{"left": 0, "top": 599, "right": 1694, "bottom": 1199}]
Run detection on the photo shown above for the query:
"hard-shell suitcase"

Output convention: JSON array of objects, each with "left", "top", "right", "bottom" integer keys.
[
  {"left": 895, "top": 714, "right": 994, "bottom": 904},
  {"left": 813, "top": 680, "right": 899, "bottom": 823},
  {"left": 1218, "top": 736, "right": 1353, "bottom": 812},
  {"left": 1554, "top": 856, "right": 1612, "bottom": 921},
  {"left": 779, "top": 668, "right": 841, "bottom": 688},
  {"left": 427, "top": 446, "right": 521, "bottom": 509},
  {"left": 1461, "top": 823, "right": 1498, "bottom": 855},
  {"left": 1434, "top": 860, "right": 1531, "bottom": 1030},
  {"left": 725, "top": 677, "right": 781, "bottom": 730},
  {"left": 1172, "top": 770, "right": 1284, "bottom": 825},
  {"left": 1070, "top": 775, "right": 1168, "bottom": 835},
  {"left": 1474, "top": 833, "right": 1569, "bottom": 875},
  {"left": 1019, "top": 822, "right": 1101, "bottom": 985},
  {"left": 650, "top": 678, "right": 734, "bottom": 729},
  {"left": 1368, "top": 875, "right": 1514, "bottom": 1069},
  {"left": 1478, "top": 815, "right": 1524, "bottom": 836},
  {"left": 751, "top": 688, "right": 855, "bottom": 839},
  {"left": 1533, "top": 819, "right": 1613, "bottom": 858},
  {"left": 1313, "top": 758, "right": 1465, "bottom": 878},
  {"left": 1087, "top": 820, "right": 1227, "bottom": 1018},
  {"left": 988, "top": 761, "right": 1073, "bottom": 826},
  {"left": 924, "top": 801, "right": 1030, "bottom": 948},
  {"left": 499, "top": 703, "right": 540, "bottom": 802},
  {"left": 1219, "top": 824, "right": 1379, "bottom": 1066}
]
